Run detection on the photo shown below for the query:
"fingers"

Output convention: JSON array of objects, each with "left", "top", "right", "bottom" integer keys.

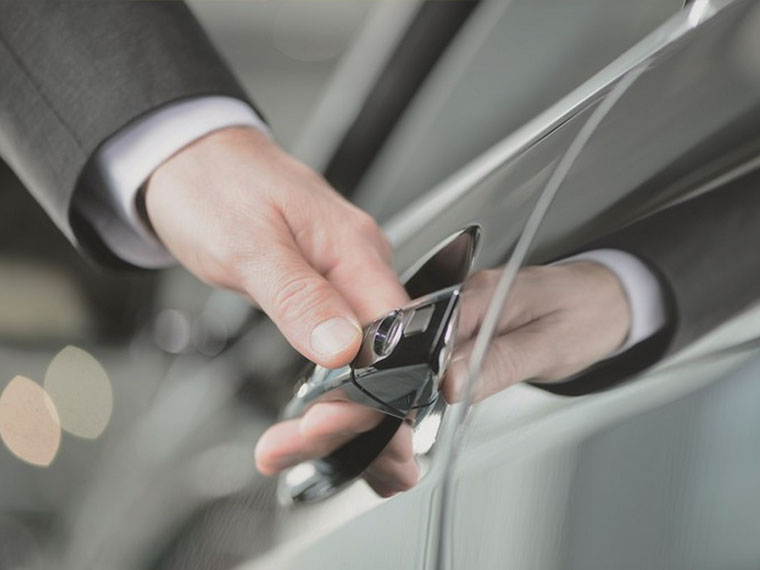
[
  {"left": 254, "top": 401, "right": 384, "bottom": 475},
  {"left": 443, "top": 321, "right": 553, "bottom": 404},
  {"left": 445, "top": 262, "right": 635, "bottom": 404},
  {"left": 300, "top": 403, "right": 419, "bottom": 495},
  {"left": 456, "top": 269, "right": 500, "bottom": 340},
  {"left": 145, "top": 126, "right": 406, "bottom": 368},
  {"left": 364, "top": 456, "right": 419, "bottom": 497},
  {"left": 363, "top": 427, "right": 419, "bottom": 497},
  {"left": 299, "top": 401, "right": 384, "bottom": 438},
  {"left": 248, "top": 206, "right": 405, "bottom": 366},
  {"left": 254, "top": 418, "right": 361, "bottom": 476},
  {"left": 254, "top": 419, "right": 306, "bottom": 476},
  {"left": 456, "top": 268, "right": 539, "bottom": 342},
  {"left": 255, "top": 402, "right": 420, "bottom": 497},
  {"left": 238, "top": 230, "right": 364, "bottom": 369},
  {"left": 326, "top": 247, "right": 410, "bottom": 325},
  {"left": 292, "top": 204, "right": 409, "bottom": 326},
  {"left": 444, "top": 268, "right": 548, "bottom": 403}
]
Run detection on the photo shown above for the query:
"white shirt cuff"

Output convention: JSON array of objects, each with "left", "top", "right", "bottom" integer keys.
[
  {"left": 79, "top": 96, "right": 270, "bottom": 268},
  {"left": 557, "top": 249, "right": 668, "bottom": 355}
]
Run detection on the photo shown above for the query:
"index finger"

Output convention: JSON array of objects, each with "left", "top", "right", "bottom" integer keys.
[{"left": 327, "top": 245, "right": 410, "bottom": 325}]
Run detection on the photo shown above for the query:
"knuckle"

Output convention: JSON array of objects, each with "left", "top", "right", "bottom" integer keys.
[
  {"left": 396, "top": 475, "right": 417, "bottom": 492},
  {"left": 198, "top": 239, "right": 248, "bottom": 289},
  {"left": 215, "top": 242, "right": 245, "bottom": 274},
  {"left": 309, "top": 169, "right": 331, "bottom": 188},
  {"left": 223, "top": 245, "right": 266, "bottom": 286},
  {"left": 369, "top": 236, "right": 394, "bottom": 267},
  {"left": 271, "top": 273, "right": 326, "bottom": 323},
  {"left": 352, "top": 210, "right": 383, "bottom": 241},
  {"left": 290, "top": 158, "right": 330, "bottom": 189}
]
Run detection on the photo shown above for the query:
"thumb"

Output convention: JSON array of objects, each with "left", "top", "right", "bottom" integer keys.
[{"left": 241, "top": 239, "right": 363, "bottom": 368}]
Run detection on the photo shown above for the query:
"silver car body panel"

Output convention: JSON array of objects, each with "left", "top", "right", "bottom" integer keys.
[{"left": 238, "top": 2, "right": 760, "bottom": 568}]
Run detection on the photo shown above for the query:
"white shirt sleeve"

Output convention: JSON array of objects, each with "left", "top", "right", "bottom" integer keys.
[
  {"left": 78, "top": 96, "right": 270, "bottom": 268},
  {"left": 556, "top": 249, "right": 668, "bottom": 354}
]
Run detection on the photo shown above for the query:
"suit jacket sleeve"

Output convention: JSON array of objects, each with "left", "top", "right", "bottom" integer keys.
[
  {"left": 0, "top": 1, "right": 255, "bottom": 266},
  {"left": 540, "top": 166, "right": 760, "bottom": 396}
]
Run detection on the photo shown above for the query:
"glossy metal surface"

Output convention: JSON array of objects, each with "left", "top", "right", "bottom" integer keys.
[
  {"left": 352, "top": 0, "right": 683, "bottom": 221},
  {"left": 385, "top": 0, "right": 760, "bottom": 273},
  {"left": 241, "top": 2, "right": 760, "bottom": 568}
]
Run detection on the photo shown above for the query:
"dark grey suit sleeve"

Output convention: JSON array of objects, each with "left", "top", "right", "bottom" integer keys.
[
  {"left": 0, "top": 1, "right": 254, "bottom": 265},
  {"left": 541, "top": 167, "right": 760, "bottom": 396}
]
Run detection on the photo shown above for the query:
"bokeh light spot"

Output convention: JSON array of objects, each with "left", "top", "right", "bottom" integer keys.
[
  {"left": 0, "top": 376, "right": 61, "bottom": 467},
  {"left": 44, "top": 346, "right": 113, "bottom": 440}
]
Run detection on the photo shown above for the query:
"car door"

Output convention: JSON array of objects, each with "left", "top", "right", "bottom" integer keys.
[{"left": 235, "top": 3, "right": 760, "bottom": 568}]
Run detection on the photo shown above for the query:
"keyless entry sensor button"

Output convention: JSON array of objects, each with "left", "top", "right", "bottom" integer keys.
[{"left": 404, "top": 305, "right": 434, "bottom": 337}]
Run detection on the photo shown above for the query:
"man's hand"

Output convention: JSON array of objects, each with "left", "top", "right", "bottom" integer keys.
[
  {"left": 144, "top": 127, "right": 409, "bottom": 368},
  {"left": 444, "top": 262, "right": 631, "bottom": 403},
  {"left": 254, "top": 403, "right": 418, "bottom": 498},
  {"left": 253, "top": 261, "right": 632, "bottom": 497}
]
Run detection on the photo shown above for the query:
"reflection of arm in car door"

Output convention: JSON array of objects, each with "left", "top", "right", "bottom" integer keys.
[
  {"left": 443, "top": 169, "right": 760, "bottom": 400},
  {"left": 538, "top": 168, "right": 760, "bottom": 395}
]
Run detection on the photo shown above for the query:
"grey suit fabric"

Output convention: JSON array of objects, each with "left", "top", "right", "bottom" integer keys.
[{"left": 0, "top": 1, "right": 252, "bottom": 264}]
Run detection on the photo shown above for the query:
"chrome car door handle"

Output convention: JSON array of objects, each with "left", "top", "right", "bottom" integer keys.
[{"left": 278, "top": 225, "right": 480, "bottom": 505}]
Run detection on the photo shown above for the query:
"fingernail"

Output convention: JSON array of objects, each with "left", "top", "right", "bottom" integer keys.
[{"left": 310, "top": 316, "right": 361, "bottom": 358}]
